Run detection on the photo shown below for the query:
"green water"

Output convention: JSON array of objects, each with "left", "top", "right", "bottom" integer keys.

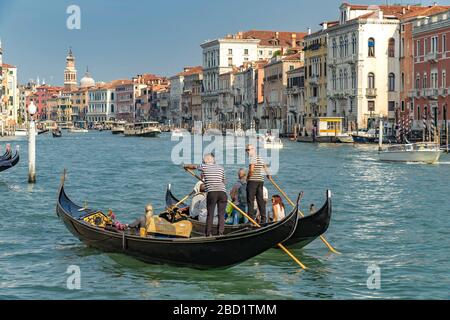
[{"left": 0, "top": 132, "right": 449, "bottom": 299}]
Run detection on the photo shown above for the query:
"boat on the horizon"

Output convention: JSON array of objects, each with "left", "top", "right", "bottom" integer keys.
[
  {"left": 111, "top": 121, "right": 127, "bottom": 135},
  {"left": 123, "top": 122, "right": 161, "bottom": 137}
]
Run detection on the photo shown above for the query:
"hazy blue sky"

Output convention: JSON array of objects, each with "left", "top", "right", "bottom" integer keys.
[{"left": 0, "top": 0, "right": 435, "bottom": 85}]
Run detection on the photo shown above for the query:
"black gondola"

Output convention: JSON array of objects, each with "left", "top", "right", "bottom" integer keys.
[
  {"left": 0, "top": 148, "right": 12, "bottom": 161},
  {"left": 52, "top": 129, "right": 62, "bottom": 138},
  {"left": 165, "top": 185, "right": 332, "bottom": 249},
  {"left": 0, "top": 149, "right": 20, "bottom": 173},
  {"left": 56, "top": 173, "right": 300, "bottom": 269}
]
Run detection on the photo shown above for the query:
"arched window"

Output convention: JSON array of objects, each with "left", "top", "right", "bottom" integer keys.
[
  {"left": 344, "top": 36, "right": 349, "bottom": 57},
  {"left": 352, "top": 33, "right": 357, "bottom": 54},
  {"left": 332, "top": 39, "right": 337, "bottom": 57},
  {"left": 388, "top": 38, "right": 395, "bottom": 57},
  {"left": 368, "top": 37, "right": 375, "bottom": 57},
  {"left": 332, "top": 71, "right": 337, "bottom": 90},
  {"left": 343, "top": 69, "right": 348, "bottom": 89},
  {"left": 388, "top": 73, "right": 395, "bottom": 91},
  {"left": 368, "top": 72, "right": 375, "bottom": 89}
]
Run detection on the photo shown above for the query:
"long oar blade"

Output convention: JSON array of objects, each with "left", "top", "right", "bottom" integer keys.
[
  {"left": 184, "top": 167, "right": 307, "bottom": 270},
  {"left": 268, "top": 176, "right": 340, "bottom": 255}
]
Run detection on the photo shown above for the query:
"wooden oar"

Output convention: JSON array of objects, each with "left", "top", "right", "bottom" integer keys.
[
  {"left": 184, "top": 168, "right": 307, "bottom": 270},
  {"left": 169, "top": 190, "right": 195, "bottom": 210},
  {"left": 267, "top": 176, "right": 340, "bottom": 254}
]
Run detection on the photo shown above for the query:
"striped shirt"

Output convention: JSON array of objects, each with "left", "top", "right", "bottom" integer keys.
[
  {"left": 248, "top": 155, "right": 265, "bottom": 182},
  {"left": 198, "top": 164, "right": 226, "bottom": 193}
]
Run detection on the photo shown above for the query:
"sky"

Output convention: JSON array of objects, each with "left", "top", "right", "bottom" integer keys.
[{"left": 0, "top": 0, "right": 436, "bottom": 85}]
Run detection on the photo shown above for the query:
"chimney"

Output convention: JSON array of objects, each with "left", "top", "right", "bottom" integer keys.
[
  {"left": 378, "top": 9, "right": 383, "bottom": 20},
  {"left": 402, "top": 7, "right": 406, "bottom": 14},
  {"left": 275, "top": 32, "right": 279, "bottom": 39},
  {"left": 237, "top": 31, "right": 243, "bottom": 39},
  {"left": 307, "top": 27, "right": 311, "bottom": 35},
  {"left": 322, "top": 21, "right": 328, "bottom": 30},
  {"left": 291, "top": 33, "right": 297, "bottom": 48}
]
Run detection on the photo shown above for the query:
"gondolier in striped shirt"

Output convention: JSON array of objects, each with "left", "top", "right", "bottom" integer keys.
[
  {"left": 184, "top": 153, "right": 227, "bottom": 236},
  {"left": 246, "top": 144, "right": 270, "bottom": 224}
]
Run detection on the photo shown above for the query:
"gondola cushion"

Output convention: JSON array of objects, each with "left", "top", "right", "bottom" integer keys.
[
  {"left": 83, "top": 212, "right": 113, "bottom": 228},
  {"left": 146, "top": 217, "right": 192, "bottom": 238}
]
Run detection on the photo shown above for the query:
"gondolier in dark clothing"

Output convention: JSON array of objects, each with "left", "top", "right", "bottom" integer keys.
[
  {"left": 184, "top": 153, "right": 227, "bottom": 236},
  {"left": 246, "top": 144, "right": 270, "bottom": 224}
]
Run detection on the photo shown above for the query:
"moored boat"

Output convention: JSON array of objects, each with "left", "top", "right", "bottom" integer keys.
[
  {"left": 52, "top": 129, "right": 62, "bottom": 138},
  {"left": 0, "top": 147, "right": 12, "bottom": 161},
  {"left": 68, "top": 127, "right": 89, "bottom": 133},
  {"left": 171, "top": 128, "right": 185, "bottom": 138},
  {"left": 165, "top": 186, "right": 332, "bottom": 249},
  {"left": 56, "top": 173, "right": 299, "bottom": 269},
  {"left": 14, "top": 128, "right": 37, "bottom": 137},
  {"left": 0, "top": 148, "right": 20, "bottom": 173}
]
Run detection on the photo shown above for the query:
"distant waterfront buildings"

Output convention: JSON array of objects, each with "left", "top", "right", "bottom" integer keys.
[
  {"left": 411, "top": 9, "right": 450, "bottom": 132},
  {"left": 3, "top": 2, "right": 447, "bottom": 139}
]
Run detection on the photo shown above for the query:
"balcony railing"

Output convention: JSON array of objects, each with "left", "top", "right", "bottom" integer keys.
[
  {"left": 438, "top": 87, "right": 448, "bottom": 96},
  {"left": 424, "top": 88, "right": 439, "bottom": 99},
  {"left": 309, "top": 96, "right": 318, "bottom": 104},
  {"left": 366, "top": 88, "right": 377, "bottom": 98},
  {"left": 309, "top": 75, "right": 319, "bottom": 84},
  {"left": 426, "top": 52, "right": 438, "bottom": 62}
]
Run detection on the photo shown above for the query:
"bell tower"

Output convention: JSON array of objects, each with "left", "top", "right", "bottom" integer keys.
[{"left": 64, "top": 47, "right": 77, "bottom": 90}]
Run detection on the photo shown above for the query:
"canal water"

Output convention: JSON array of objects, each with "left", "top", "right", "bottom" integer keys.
[{"left": 0, "top": 131, "right": 449, "bottom": 299}]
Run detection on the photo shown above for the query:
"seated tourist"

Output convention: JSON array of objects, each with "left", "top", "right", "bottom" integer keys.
[
  {"left": 271, "top": 195, "right": 285, "bottom": 222},
  {"left": 190, "top": 182, "right": 218, "bottom": 224},
  {"left": 129, "top": 203, "right": 154, "bottom": 230}
]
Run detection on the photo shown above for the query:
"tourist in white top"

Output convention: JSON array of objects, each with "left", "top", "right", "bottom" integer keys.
[{"left": 271, "top": 195, "right": 286, "bottom": 222}]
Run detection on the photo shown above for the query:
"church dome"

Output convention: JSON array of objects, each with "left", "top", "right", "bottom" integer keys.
[{"left": 80, "top": 68, "right": 95, "bottom": 88}]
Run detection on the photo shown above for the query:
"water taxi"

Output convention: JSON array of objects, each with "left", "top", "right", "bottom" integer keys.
[{"left": 378, "top": 119, "right": 442, "bottom": 164}]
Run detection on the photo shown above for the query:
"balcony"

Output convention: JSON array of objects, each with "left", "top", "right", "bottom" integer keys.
[
  {"left": 309, "top": 96, "right": 318, "bottom": 104},
  {"left": 309, "top": 75, "right": 319, "bottom": 85},
  {"left": 408, "top": 89, "right": 422, "bottom": 98},
  {"left": 345, "top": 54, "right": 357, "bottom": 64},
  {"left": 328, "top": 57, "right": 338, "bottom": 66},
  {"left": 366, "top": 88, "right": 377, "bottom": 98},
  {"left": 424, "top": 88, "right": 439, "bottom": 100},
  {"left": 438, "top": 87, "right": 448, "bottom": 97},
  {"left": 426, "top": 52, "right": 438, "bottom": 62},
  {"left": 285, "top": 87, "right": 302, "bottom": 95}
]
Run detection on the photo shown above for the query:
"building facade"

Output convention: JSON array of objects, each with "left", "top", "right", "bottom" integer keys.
[
  {"left": 304, "top": 21, "right": 338, "bottom": 133},
  {"left": 286, "top": 66, "right": 306, "bottom": 136},
  {"left": 87, "top": 83, "right": 116, "bottom": 123},
  {"left": 1, "top": 63, "right": 19, "bottom": 126},
  {"left": 201, "top": 30, "right": 306, "bottom": 128},
  {"left": 181, "top": 67, "right": 203, "bottom": 126},
  {"left": 412, "top": 9, "right": 450, "bottom": 134},
  {"left": 114, "top": 80, "right": 144, "bottom": 122},
  {"left": 262, "top": 53, "right": 303, "bottom": 134}
]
